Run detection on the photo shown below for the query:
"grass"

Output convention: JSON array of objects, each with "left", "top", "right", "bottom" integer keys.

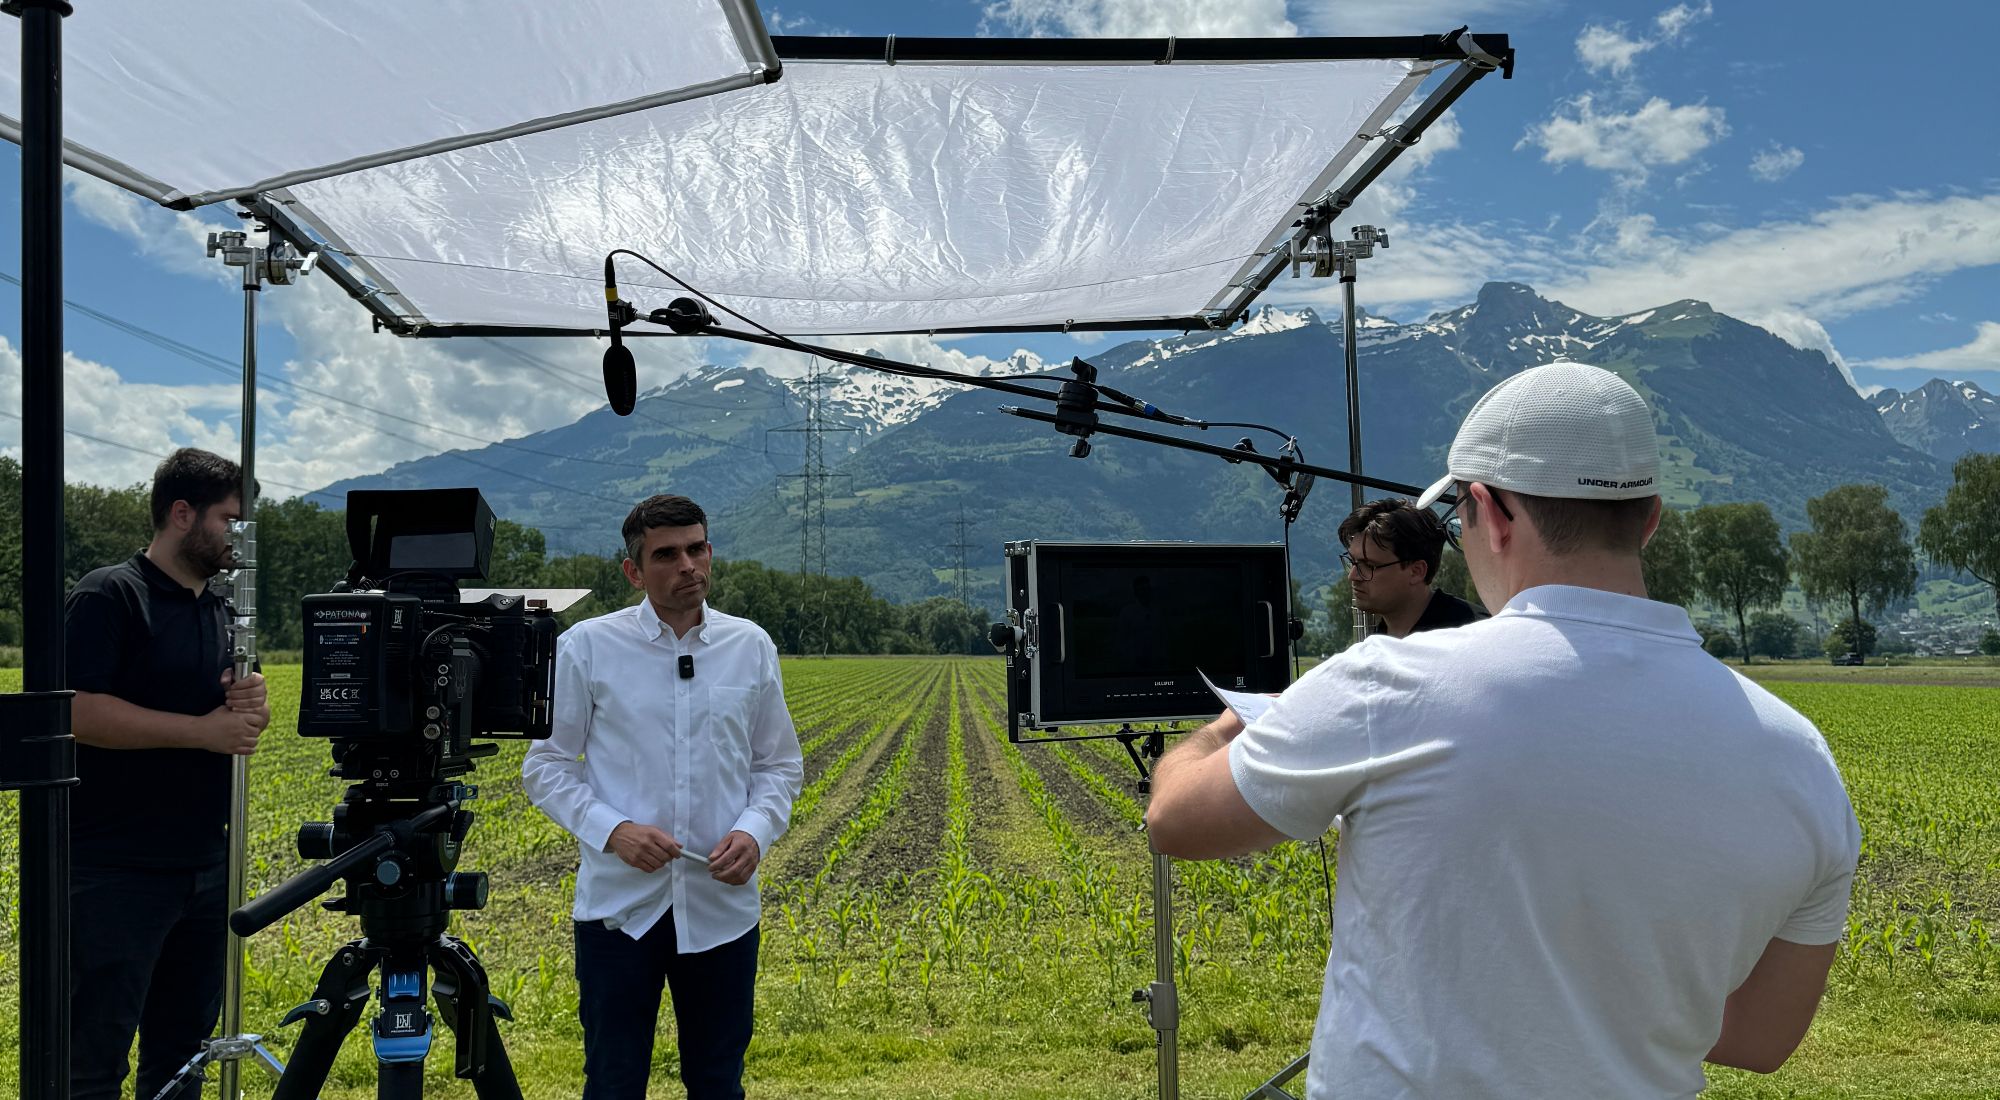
[{"left": 3, "top": 660, "right": 1997, "bottom": 1097}]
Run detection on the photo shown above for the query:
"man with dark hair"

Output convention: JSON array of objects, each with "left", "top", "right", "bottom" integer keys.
[
  {"left": 1148, "top": 364, "right": 1859, "bottom": 1097},
  {"left": 1336, "top": 497, "right": 1484, "bottom": 639},
  {"left": 65, "top": 446, "right": 270, "bottom": 1100},
  {"left": 524, "top": 493, "right": 802, "bottom": 1100}
]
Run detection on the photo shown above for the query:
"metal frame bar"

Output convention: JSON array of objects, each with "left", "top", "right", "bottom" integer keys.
[
  {"left": 0, "top": 0, "right": 784, "bottom": 209},
  {"left": 1210, "top": 36, "right": 1506, "bottom": 327},
  {"left": 251, "top": 194, "right": 426, "bottom": 334},
  {"left": 772, "top": 32, "right": 1512, "bottom": 65}
]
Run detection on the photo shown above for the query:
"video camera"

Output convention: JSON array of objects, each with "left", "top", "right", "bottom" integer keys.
[
  {"left": 227, "top": 489, "right": 567, "bottom": 1093},
  {"left": 298, "top": 488, "right": 557, "bottom": 790}
]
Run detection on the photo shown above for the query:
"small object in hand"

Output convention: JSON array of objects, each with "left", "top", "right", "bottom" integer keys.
[{"left": 679, "top": 849, "right": 709, "bottom": 866}]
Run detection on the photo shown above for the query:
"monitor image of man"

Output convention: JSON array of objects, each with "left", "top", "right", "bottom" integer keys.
[{"left": 1337, "top": 497, "right": 1485, "bottom": 639}]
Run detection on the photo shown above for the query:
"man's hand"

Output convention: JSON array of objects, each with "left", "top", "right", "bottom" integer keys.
[
  {"left": 708, "top": 831, "right": 761, "bottom": 886},
  {"left": 223, "top": 669, "right": 271, "bottom": 731},
  {"left": 197, "top": 704, "right": 264, "bottom": 756},
  {"left": 606, "top": 822, "right": 682, "bottom": 872}
]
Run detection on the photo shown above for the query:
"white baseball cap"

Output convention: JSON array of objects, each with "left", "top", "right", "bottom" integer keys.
[{"left": 1414, "top": 362, "right": 1661, "bottom": 509}]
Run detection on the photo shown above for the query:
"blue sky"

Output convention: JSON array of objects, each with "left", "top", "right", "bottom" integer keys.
[{"left": 4, "top": 0, "right": 1997, "bottom": 495}]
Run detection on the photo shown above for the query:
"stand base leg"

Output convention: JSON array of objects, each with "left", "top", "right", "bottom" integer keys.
[{"left": 1243, "top": 1053, "right": 1309, "bottom": 1100}]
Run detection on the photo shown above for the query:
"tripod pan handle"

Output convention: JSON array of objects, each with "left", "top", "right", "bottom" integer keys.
[{"left": 229, "top": 829, "right": 396, "bottom": 937}]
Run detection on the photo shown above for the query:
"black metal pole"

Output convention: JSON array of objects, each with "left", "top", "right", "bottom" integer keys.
[{"left": 11, "top": 2, "right": 76, "bottom": 1099}]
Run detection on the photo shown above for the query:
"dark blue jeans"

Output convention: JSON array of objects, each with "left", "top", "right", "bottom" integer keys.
[
  {"left": 70, "top": 862, "right": 228, "bottom": 1100},
  {"left": 575, "top": 915, "right": 759, "bottom": 1100}
]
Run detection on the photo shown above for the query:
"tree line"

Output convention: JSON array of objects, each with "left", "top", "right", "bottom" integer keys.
[
  {"left": 1307, "top": 455, "right": 2000, "bottom": 663},
  {"left": 0, "top": 459, "right": 995, "bottom": 657},
  {"left": 6, "top": 455, "right": 1997, "bottom": 662}
]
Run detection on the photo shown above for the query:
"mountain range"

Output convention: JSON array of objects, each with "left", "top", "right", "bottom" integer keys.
[
  {"left": 1873, "top": 379, "right": 2000, "bottom": 462},
  {"left": 319, "top": 282, "right": 1986, "bottom": 609}
]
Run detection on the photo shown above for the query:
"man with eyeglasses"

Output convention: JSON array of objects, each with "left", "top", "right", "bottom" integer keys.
[
  {"left": 1337, "top": 498, "right": 1484, "bottom": 639},
  {"left": 1147, "top": 363, "right": 1859, "bottom": 1097}
]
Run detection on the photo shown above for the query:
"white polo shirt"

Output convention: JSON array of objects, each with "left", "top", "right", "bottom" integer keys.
[
  {"left": 1230, "top": 585, "right": 1860, "bottom": 1099},
  {"left": 522, "top": 600, "right": 802, "bottom": 953}
]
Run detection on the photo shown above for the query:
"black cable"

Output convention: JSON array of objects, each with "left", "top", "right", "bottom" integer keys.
[
  {"left": 607, "top": 249, "right": 1071, "bottom": 387},
  {"left": 1210, "top": 420, "right": 1299, "bottom": 447},
  {"left": 0, "top": 268, "right": 792, "bottom": 467},
  {"left": 0, "top": 409, "right": 337, "bottom": 502}
]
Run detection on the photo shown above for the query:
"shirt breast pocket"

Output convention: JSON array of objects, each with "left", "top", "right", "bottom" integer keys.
[{"left": 706, "top": 686, "right": 758, "bottom": 771}]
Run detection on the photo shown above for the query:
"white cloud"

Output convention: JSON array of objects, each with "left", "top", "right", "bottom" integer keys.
[
  {"left": 982, "top": 0, "right": 1294, "bottom": 36},
  {"left": 1741, "top": 308, "right": 1856, "bottom": 389},
  {"left": 1749, "top": 143, "right": 1805, "bottom": 183},
  {"left": 0, "top": 336, "right": 243, "bottom": 488},
  {"left": 1577, "top": 25, "right": 1650, "bottom": 75},
  {"left": 1541, "top": 192, "right": 2000, "bottom": 323},
  {"left": 65, "top": 173, "right": 234, "bottom": 283},
  {"left": 1294, "top": 0, "right": 1543, "bottom": 36},
  {"left": 255, "top": 273, "right": 717, "bottom": 495},
  {"left": 1653, "top": 1, "right": 1713, "bottom": 40},
  {"left": 1520, "top": 95, "right": 1728, "bottom": 181},
  {"left": 1855, "top": 321, "right": 2000, "bottom": 375},
  {"left": 1576, "top": 1, "right": 1711, "bottom": 75}
]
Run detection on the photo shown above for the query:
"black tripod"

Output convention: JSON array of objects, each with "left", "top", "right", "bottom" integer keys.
[{"left": 230, "top": 786, "right": 522, "bottom": 1099}]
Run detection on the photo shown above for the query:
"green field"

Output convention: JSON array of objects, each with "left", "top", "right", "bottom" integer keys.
[{"left": 3, "top": 659, "right": 1997, "bottom": 1098}]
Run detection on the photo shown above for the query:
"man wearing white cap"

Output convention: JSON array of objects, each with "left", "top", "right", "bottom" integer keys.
[{"left": 1147, "top": 363, "right": 1860, "bottom": 1097}]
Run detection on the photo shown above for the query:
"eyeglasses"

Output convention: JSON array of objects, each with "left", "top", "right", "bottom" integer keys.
[
  {"left": 1439, "top": 483, "right": 1515, "bottom": 551},
  {"left": 1341, "top": 551, "right": 1416, "bottom": 579}
]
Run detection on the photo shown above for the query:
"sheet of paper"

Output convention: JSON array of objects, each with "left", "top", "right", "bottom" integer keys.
[{"left": 1200, "top": 668, "right": 1274, "bottom": 727}]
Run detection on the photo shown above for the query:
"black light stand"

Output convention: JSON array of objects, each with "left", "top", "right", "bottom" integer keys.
[
  {"left": 2, "top": 5, "right": 78, "bottom": 1100},
  {"left": 1113, "top": 726, "right": 1178, "bottom": 1100}
]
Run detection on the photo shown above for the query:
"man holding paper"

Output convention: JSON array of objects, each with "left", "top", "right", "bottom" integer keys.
[
  {"left": 523, "top": 494, "right": 802, "bottom": 1100},
  {"left": 1148, "top": 364, "right": 1859, "bottom": 1097}
]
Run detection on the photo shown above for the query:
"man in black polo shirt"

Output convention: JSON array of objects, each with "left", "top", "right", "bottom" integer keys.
[
  {"left": 1338, "top": 497, "right": 1485, "bottom": 640},
  {"left": 64, "top": 447, "right": 270, "bottom": 1100}
]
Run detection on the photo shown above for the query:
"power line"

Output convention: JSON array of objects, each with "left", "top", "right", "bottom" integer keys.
[
  {"left": 767, "top": 357, "right": 856, "bottom": 656},
  {"left": 0, "top": 409, "right": 337, "bottom": 502},
  {"left": 0, "top": 268, "right": 778, "bottom": 470},
  {"left": 0, "top": 268, "right": 660, "bottom": 472},
  {"left": 0, "top": 409, "right": 609, "bottom": 533}
]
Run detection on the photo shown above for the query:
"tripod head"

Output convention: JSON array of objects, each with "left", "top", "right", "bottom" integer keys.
[{"left": 230, "top": 782, "right": 488, "bottom": 940}]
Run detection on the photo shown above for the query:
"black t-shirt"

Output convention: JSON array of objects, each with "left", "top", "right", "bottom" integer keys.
[
  {"left": 1369, "top": 589, "right": 1489, "bottom": 638},
  {"left": 65, "top": 552, "right": 232, "bottom": 868}
]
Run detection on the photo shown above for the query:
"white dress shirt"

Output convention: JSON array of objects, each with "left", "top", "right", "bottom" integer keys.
[{"left": 522, "top": 600, "right": 802, "bottom": 952}]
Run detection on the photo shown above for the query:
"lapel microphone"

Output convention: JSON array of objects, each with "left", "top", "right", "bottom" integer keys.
[{"left": 678, "top": 654, "right": 695, "bottom": 680}]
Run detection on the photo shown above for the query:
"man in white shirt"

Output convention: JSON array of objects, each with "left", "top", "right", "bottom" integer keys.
[
  {"left": 1147, "top": 363, "right": 1861, "bottom": 1098},
  {"left": 523, "top": 494, "right": 803, "bottom": 1100}
]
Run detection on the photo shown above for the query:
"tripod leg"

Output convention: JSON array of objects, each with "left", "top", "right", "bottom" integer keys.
[
  {"left": 431, "top": 936, "right": 524, "bottom": 1100},
  {"left": 377, "top": 1059, "right": 426, "bottom": 1100},
  {"left": 273, "top": 939, "right": 374, "bottom": 1100}
]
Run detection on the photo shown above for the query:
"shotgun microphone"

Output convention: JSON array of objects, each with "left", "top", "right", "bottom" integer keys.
[{"left": 602, "top": 256, "right": 639, "bottom": 416}]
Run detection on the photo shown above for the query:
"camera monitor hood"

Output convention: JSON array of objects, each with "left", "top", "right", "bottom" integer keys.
[{"left": 344, "top": 487, "right": 496, "bottom": 583}]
